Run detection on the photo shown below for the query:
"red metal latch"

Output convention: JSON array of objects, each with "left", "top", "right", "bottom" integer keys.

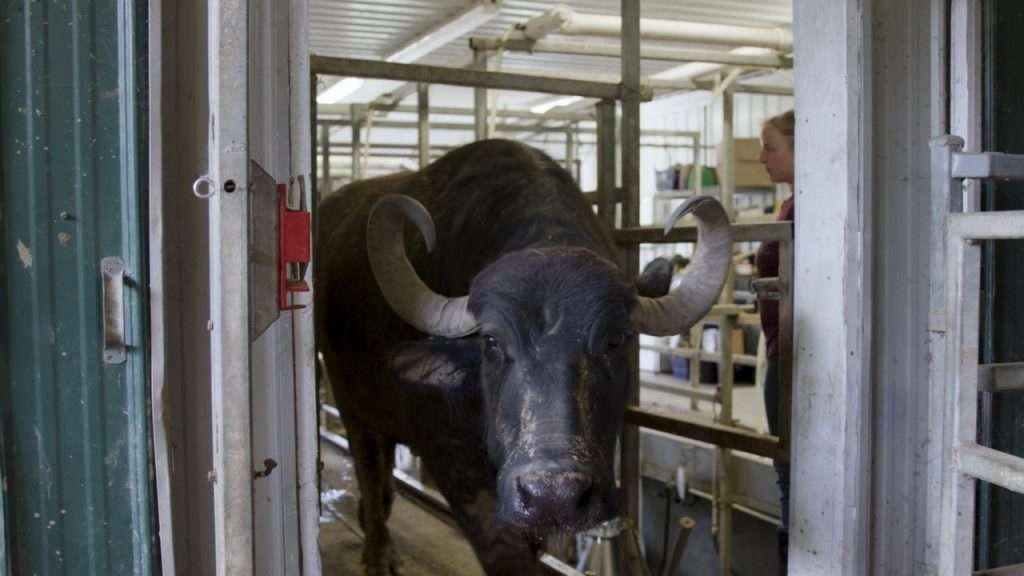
[{"left": 279, "top": 183, "right": 310, "bottom": 310}]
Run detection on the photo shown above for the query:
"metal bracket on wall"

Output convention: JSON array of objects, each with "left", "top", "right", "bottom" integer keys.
[
  {"left": 278, "top": 182, "right": 311, "bottom": 311},
  {"left": 250, "top": 160, "right": 280, "bottom": 340},
  {"left": 249, "top": 160, "right": 313, "bottom": 340}
]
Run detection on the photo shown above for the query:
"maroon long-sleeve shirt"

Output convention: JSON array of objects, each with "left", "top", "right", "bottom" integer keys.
[{"left": 755, "top": 196, "right": 795, "bottom": 356}]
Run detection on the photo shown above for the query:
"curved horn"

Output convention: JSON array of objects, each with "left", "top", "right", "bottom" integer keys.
[
  {"left": 366, "top": 194, "right": 479, "bottom": 337},
  {"left": 631, "top": 196, "right": 733, "bottom": 336}
]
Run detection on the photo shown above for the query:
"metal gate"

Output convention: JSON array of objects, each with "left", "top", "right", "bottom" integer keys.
[
  {"left": 930, "top": 2, "right": 1024, "bottom": 574},
  {"left": 932, "top": 141, "right": 1024, "bottom": 575}
]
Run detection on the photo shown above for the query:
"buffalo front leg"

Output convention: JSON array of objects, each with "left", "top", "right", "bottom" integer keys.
[{"left": 346, "top": 425, "right": 401, "bottom": 576}]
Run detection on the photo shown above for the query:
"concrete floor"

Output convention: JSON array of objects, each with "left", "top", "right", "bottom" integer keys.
[
  {"left": 317, "top": 364, "right": 781, "bottom": 576},
  {"left": 319, "top": 439, "right": 484, "bottom": 576},
  {"left": 318, "top": 438, "right": 781, "bottom": 576}
]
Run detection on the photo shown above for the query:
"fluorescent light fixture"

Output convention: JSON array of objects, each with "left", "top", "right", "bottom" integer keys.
[
  {"left": 529, "top": 95, "right": 583, "bottom": 114},
  {"left": 317, "top": 77, "right": 365, "bottom": 104},
  {"left": 385, "top": 1, "right": 501, "bottom": 63}
]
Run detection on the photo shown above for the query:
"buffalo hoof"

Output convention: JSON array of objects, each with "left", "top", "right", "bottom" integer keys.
[{"left": 362, "top": 545, "right": 403, "bottom": 576}]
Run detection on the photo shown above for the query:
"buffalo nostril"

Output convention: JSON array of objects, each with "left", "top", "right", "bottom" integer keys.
[
  {"left": 516, "top": 472, "right": 595, "bottom": 518},
  {"left": 576, "top": 480, "right": 594, "bottom": 511},
  {"left": 516, "top": 476, "right": 534, "bottom": 510}
]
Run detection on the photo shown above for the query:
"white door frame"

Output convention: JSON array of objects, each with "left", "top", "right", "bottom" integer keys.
[{"left": 208, "top": 0, "right": 254, "bottom": 574}]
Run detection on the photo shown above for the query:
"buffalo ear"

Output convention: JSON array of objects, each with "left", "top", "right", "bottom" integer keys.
[
  {"left": 635, "top": 257, "right": 674, "bottom": 298},
  {"left": 390, "top": 337, "right": 480, "bottom": 391}
]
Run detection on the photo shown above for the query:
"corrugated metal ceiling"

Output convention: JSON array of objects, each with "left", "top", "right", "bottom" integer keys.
[{"left": 310, "top": 0, "right": 792, "bottom": 104}]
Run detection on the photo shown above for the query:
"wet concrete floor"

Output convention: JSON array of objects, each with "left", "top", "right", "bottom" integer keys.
[{"left": 318, "top": 438, "right": 485, "bottom": 576}]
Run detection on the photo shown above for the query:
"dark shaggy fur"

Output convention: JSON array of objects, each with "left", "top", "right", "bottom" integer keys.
[{"left": 315, "top": 139, "right": 668, "bottom": 576}]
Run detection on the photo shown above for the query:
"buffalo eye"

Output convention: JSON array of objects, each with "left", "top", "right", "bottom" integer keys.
[{"left": 483, "top": 334, "right": 503, "bottom": 355}]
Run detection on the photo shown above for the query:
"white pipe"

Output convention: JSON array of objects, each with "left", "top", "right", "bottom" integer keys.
[
  {"left": 524, "top": 4, "right": 793, "bottom": 52},
  {"left": 469, "top": 36, "right": 792, "bottom": 68}
]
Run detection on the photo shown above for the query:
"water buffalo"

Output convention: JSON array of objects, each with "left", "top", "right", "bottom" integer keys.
[{"left": 315, "top": 139, "right": 731, "bottom": 575}]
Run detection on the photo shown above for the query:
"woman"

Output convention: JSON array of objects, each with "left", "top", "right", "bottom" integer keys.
[{"left": 755, "top": 109, "right": 795, "bottom": 570}]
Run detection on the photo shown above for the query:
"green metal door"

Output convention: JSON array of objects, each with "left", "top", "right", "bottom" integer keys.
[
  {"left": 0, "top": 1, "right": 154, "bottom": 575},
  {"left": 1, "top": 423, "right": 8, "bottom": 576}
]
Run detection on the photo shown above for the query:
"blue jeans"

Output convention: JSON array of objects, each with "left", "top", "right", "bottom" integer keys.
[{"left": 763, "top": 353, "right": 790, "bottom": 533}]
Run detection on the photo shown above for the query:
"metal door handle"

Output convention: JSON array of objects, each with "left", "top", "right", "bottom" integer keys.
[{"left": 101, "top": 257, "right": 126, "bottom": 364}]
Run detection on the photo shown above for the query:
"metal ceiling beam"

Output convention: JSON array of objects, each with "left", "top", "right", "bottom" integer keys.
[
  {"left": 318, "top": 102, "right": 592, "bottom": 121},
  {"left": 310, "top": 55, "right": 652, "bottom": 100}
]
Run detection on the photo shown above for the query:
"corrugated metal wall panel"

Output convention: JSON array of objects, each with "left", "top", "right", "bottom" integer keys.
[
  {"left": 310, "top": 0, "right": 793, "bottom": 80},
  {"left": 0, "top": 1, "right": 153, "bottom": 574}
]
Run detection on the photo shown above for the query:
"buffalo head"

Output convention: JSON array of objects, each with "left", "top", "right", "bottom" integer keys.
[{"left": 367, "top": 194, "right": 731, "bottom": 531}]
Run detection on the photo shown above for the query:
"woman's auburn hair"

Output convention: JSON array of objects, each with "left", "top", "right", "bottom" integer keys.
[{"left": 763, "top": 109, "right": 795, "bottom": 148}]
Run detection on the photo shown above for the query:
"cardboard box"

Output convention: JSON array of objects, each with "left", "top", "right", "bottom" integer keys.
[
  {"left": 734, "top": 161, "right": 773, "bottom": 188},
  {"left": 734, "top": 138, "right": 763, "bottom": 162},
  {"left": 731, "top": 328, "right": 745, "bottom": 354},
  {"left": 716, "top": 138, "right": 773, "bottom": 189}
]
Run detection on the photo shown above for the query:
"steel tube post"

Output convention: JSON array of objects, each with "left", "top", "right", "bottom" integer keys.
[
  {"left": 928, "top": 135, "right": 959, "bottom": 569},
  {"left": 320, "top": 123, "right": 330, "bottom": 194},
  {"left": 694, "top": 132, "right": 703, "bottom": 198},
  {"left": 620, "top": 0, "right": 642, "bottom": 537},
  {"left": 311, "top": 75, "right": 319, "bottom": 207},
  {"left": 714, "top": 84, "right": 737, "bottom": 576},
  {"left": 473, "top": 48, "right": 488, "bottom": 140},
  {"left": 950, "top": 0, "right": 982, "bottom": 211},
  {"left": 350, "top": 105, "right": 362, "bottom": 181},
  {"left": 941, "top": 228, "right": 982, "bottom": 575},
  {"left": 565, "top": 122, "right": 577, "bottom": 178},
  {"left": 417, "top": 83, "right": 430, "bottom": 168},
  {"left": 688, "top": 322, "right": 703, "bottom": 410},
  {"left": 596, "top": 99, "right": 617, "bottom": 228},
  {"left": 778, "top": 235, "right": 794, "bottom": 459}
]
